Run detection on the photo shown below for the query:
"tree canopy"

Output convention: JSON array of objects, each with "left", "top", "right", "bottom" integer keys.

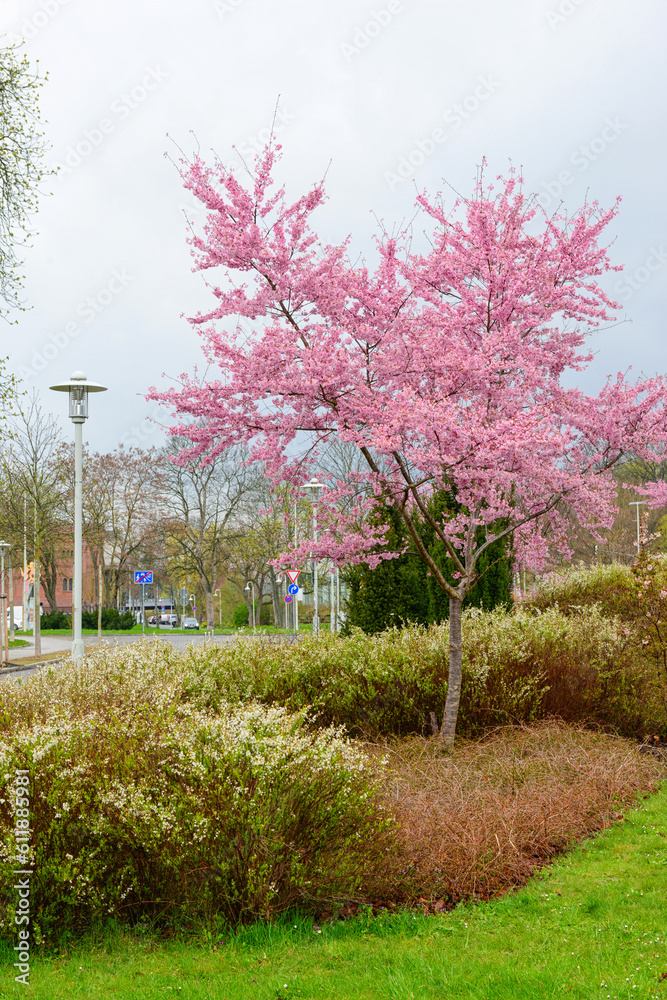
[
  {"left": 0, "top": 44, "right": 49, "bottom": 317},
  {"left": 151, "top": 146, "right": 667, "bottom": 742}
]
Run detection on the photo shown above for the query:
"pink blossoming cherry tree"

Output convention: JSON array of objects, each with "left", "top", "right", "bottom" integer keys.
[{"left": 151, "top": 147, "right": 667, "bottom": 745}]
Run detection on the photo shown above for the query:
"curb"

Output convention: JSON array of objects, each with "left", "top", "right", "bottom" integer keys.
[{"left": 1, "top": 657, "right": 67, "bottom": 675}]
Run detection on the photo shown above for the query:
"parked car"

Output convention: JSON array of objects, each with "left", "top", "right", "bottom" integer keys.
[
  {"left": 182, "top": 617, "right": 200, "bottom": 630},
  {"left": 148, "top": 615, "right": 157, "bottom": 625},
  {"left": 6, "top": 608, "right": 23, "bottom": 629},
  {"left": 160, "top": 614, "right": 178, "bottom": 627}
]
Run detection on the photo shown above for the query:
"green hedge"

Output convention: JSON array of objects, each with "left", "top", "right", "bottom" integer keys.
[
  {"left": 181, "top": 606, "right": 667, "bottom": 739},
  {"left": 80, "top": 608, "right": 135, "bottom": 630}
]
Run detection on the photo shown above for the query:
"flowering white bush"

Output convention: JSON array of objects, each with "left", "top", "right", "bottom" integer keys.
[{"left": 0, "top": 647, "right": 392, "bottom": 938}]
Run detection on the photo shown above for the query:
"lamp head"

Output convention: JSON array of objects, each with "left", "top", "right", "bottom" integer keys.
[
  {"left": 301, "top": 480, "right": 325, "bottom": 500},
  {"left": 49, "top": 371, "right": 108, "bottom": 422}
]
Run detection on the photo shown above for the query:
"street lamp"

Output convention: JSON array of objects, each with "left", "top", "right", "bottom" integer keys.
[
  {"left": 244, "top": 581, "right": 256, "bottom": 629},
  {"left": 214, "top": 588, "right": 222, "bottom": 628},
  {"left": 629, "top": 500, "right": 646, "bottom": 555},
  {"left": 0, "top": 540, "right": 10, "bottom": 665},
  {"left": 50, "top": 371, "right": 108, "bottom": 659},
  {"left": 301, "top": 480, "right": 324, "bottom": 635}
]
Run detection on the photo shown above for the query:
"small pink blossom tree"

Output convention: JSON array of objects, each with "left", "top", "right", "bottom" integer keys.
[{"left": 151, "top": 147, "right": 667, "bottom": 745}]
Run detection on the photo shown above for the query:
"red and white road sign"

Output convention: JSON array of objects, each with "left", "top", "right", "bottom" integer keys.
[{"left": 286, "top": 570, "right": 300, "bottom": 584}]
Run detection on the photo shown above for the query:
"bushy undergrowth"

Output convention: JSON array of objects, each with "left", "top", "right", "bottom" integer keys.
[
  {"left": 461, "top": 604, "right": 667, "bottom": 738},
  {"left": 0, "top": 626, "right": 665, "bottom": 944},
  {"left": 179, "top": 608, "right": 667, "bottom": 739},
  {"left": 528, "top": 561, "right": 636, "bottom": 619},
  {"left": 0, "top": 652, "right": 392, "bottom": 940}
]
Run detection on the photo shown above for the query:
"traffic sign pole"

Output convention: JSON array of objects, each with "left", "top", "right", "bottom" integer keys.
[{"left": 287, "top": 570, "right": 300, "bottom": 635}]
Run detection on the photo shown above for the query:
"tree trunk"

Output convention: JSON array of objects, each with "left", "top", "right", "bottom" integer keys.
[
  {"left": 205, "top": 589, "right": 214, "bottom": 629},
  {"left": 41, "top": 545, "right": 59, "bottom": 612},
  {"left": 269, "top": 568, "right": 282, "bottom": 629},
  {"left": 440, "top": 595, "right": 462, "bottom": 747}
]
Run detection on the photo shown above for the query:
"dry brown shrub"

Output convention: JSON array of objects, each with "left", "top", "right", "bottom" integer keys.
[{"left": 360, "top": 719, "right": 667, "bottom": 910}]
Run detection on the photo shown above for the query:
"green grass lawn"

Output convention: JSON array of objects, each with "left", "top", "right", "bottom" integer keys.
[{"left": 8, "top": 779, "right": 667, "bottom": 999}]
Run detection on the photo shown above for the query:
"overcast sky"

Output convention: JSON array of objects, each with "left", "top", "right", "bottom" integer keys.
[{"left": 1, "top": 0, "right": 665, "bottom": 453}]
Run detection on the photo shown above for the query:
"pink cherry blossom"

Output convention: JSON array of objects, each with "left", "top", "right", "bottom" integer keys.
[{"left": 149, "top": 146, "right": 667, "bottom": 744}]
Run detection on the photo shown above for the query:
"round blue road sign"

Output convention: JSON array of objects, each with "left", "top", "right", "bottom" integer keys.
[
  {"left": 284, "top": 594, "right": 293, "bottom": 604},
  {"left": 288, "top": 583, "right": 299, "bottom": 595}
]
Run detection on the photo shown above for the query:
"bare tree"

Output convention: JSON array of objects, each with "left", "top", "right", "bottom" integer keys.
[
  {"left": 162, "top": 440, "right": 261, "bottom": 627},
  {"left": 0, "top": 393, "right": 67, "bottom": 654},
  {"left": 0, "top": 45, "right": 50, "bottom": 317},
  {"left": 58, "top": 445, "right": 164, "bottom": 608}
]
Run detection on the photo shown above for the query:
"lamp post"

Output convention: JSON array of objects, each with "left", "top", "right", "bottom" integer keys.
[
  {"left": 244, "top": 581, "right": 256, "bottom": 629},
  {"left": 329, "top": 566, "right": 335, "bottom": 634},
  {"left": 301, "top": 481, "right": 324, "bottom": 635},
  {"left": 629, "top": 500, "right": 646, "bottom": 555},
  {"left": 50, "top": 371, "right": 108, "bottom": 659},
  {"left": 0, "top": 540, "right": 10, "bottom": 665},
  {"left": 214, "top": 588, "right": 221, "bottom": 628}
]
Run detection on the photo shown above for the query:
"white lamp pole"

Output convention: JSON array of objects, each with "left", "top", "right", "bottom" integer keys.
[
  {"left": 629, "top": 500, "right": 646, "bottom": 555},
  {"left": 50, "top": 372, "right": 108, "bottom": 660},
  {"left": 302, "top": 481, "right": 324, "bottom": 635},
  {"left": 214, "top": 587, "right": 221, "bottom": 628}
]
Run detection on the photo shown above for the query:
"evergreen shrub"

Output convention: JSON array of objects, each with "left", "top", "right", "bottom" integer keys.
[
  {"left": 39, "top": 611, "right": 71, "bottom": 630},
  {"left": 343, "top": 498, "right": 512, "bottom": 634},
  {"left": 232, "top": 603, "right": 249, "bottom": 628},
  {"left": 80, "top": 608, "right": 135, "bottom": 630}
]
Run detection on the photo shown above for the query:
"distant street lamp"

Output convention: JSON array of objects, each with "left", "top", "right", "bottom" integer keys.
[
  {"left": 0, "top": 540, "right": 10, "bottom": 665},
  {"left": 301, "top": 481, "right": 324, "bottom": 635},
  {"left": 50, "top": 372, "right": 108, "bottom": 659},
  {"left": 629, "top": 500, "right": 646, "bottom": 555},
  {"left": 244, "top": 581, "right": 256, "bottom": 629},
  {"left": 214, "top": 587, "right": 222, "bottom": 628}
]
